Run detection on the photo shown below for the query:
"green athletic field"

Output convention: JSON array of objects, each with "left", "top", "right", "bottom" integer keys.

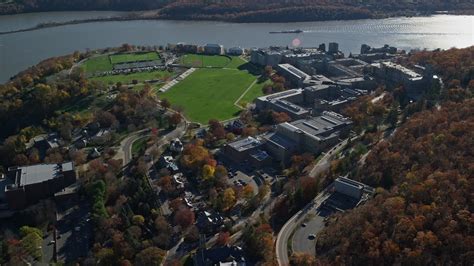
[
  {"left": 160, "top": 68, "right": 257, "bottom": 124},
  {"left": 109, "top": 52, "right": 160, "bottom": 64},
  {"left": 179, "top": 54, "right": 245, "bottom": 68},
  {"left": 81, "top": 52, "right": 160, "bottom": 74}
]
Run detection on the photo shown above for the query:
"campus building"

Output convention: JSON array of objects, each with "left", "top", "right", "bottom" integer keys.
[
  {"left": 276, "top": 63, "right": 312, "bottom": 87},
  {"left": 222, "top": 136, "right": 272, "bottom": 168},
  {"left": 4, "top": 162, "right": 76, "bottom": 210},
  {"left": 264, "top": 112, "right": 352, "bottom": 162},
  {"left": 227, "top": 47, "right": 244, "bottom": 56},
  {"left": 367, "top": 61, "right": 437, "bottom": 96},
  {"left": 255, "top": 89, "right": 310, "bottom": 120},
  {"left": 255, "top": 82, "right": 365, "bottom": 117},
  {"left": 334, "top": 176, "right": 366, "bottom": 200},
  {"left": 204, "top": 44, "right": 224, "bottom": 55},
  {"left": 250, "top": 48, "right": 285, "bottom": 66}
]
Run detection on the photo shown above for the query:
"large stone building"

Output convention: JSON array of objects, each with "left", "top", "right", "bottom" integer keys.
[
  {"left": 255, "top": 89, "right": 310, "bottom": 119},
  {"left": 3, "top": 162, "right": 76, "bottom": 210},
  {"left": 204, "top": 43, "right": 224, "bottom": 55},
  {"left": 250, "top": 49, "right": 284, "bottom": 67},
  {"left": 367, "top": 61, "right": 437, "bottom": 97},
  {"left": 255, "top": 81, "right": 364, "bottom": 117},
  {"left": 264, "top": 112, "right": 352, "bottom": 162},
  {"left": 276, "top": 63, "right": 312, "bottom": 87}
]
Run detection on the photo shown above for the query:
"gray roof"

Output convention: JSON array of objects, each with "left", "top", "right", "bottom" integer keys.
[
  {"left": 283, "top": 112, "right": 351, "bottom": 139},
  {"left": 278, "top": 63, "right": 310, "bottom": 80},
  {"left": 205, "top": 43, "right": 222, "bottom": 48},
  {"left": 11, "top": 162, "right": 74, "bottom": 186},
  {"left": 228, "top": 137, "right": 262, "bottom": 152},
  {"left": 257, "top": 88, "right": 304, "bottom": 102},
  {"left": 272, "top": 99, "right": 308, "bottom": 115},
  {"left": 264, "top": 132, "right": 296, "bottom": 149}
]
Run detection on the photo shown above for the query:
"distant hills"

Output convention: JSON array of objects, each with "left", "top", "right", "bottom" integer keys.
[{"left": 1, "top": 0, "right": 473, "bottom": 22}]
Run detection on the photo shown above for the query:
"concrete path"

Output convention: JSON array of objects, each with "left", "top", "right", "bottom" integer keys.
[
  {"left": 234, "top": 78, "right": 259, "bottom": 109},
  {"left": 159, "top": 67, "right": 196, "bottom": 93}
]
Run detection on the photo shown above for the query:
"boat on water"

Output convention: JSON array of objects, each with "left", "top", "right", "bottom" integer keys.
[{"left": 269, "top": 29, "right": 303, "bottom": 34}]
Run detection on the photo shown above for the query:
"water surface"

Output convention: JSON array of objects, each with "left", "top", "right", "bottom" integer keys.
[{"left": 0, "top": 14, "right": 472, "bottom": 83}]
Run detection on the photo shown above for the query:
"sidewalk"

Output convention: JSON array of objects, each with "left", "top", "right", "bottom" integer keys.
[{"left": 159, "top": 68, "right": 196, "bottom": 93}]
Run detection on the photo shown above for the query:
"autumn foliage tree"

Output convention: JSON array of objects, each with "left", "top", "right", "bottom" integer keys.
[
  {"left": 180, "top": 140, "right": 212, "bottom": 171},
  {"left": 242, "top": 222, "right": 275, "bottom": 264},
  {"left": 216, "top": 231, "right": 231, "bottom": 246},
  {"left": 316, "top": 99, "right": 474, "bottom": 265},
  {"left": 174, "top": 207, "right": 195, "bottom": 228}
]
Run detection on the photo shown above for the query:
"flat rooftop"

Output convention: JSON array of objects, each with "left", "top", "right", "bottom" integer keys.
[
  {"left": 228, "top": 137, "right": 262, "bottom": 152},
  {"left": 336, "top": 177, "right": 365, "bottom": 189},
  {"left": 250, "top": 149, "right": 271, "bottom": 161},
  {"left": 258, "top": 88, "right": 304, "bottom": 102},
  {"left": 9, "top": 162, "right": 74, "bottom": 187},
  {"left": 381, "top": 61, "right": 422, "bottom": 78},
  {"left": 282, "top": 111, "right": 351, "bottom": 138},
  {"left": 264, "top": 132, "right": 296, "bottom": 149},
  {"left": 272, "top": 99, "right": 308, "bottom": 115},
  {"left": 278, "top": 64, "right": 310, "bottom": 80}
]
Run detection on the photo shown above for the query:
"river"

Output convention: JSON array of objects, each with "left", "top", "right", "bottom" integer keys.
[{"left": 0, "top": 13, "right": 473, "bottom": 83}]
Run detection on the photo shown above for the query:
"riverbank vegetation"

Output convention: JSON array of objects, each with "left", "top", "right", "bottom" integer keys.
[{"left": 1, "top": 0, "right": 473, "bottom": 22}]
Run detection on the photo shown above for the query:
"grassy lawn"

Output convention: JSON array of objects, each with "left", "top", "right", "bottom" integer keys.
[
  {"left": 160, "top": 68, "right": 257, "bottom": 124},
  {"left": 237, "top": 79, "right": 271, "bottom": 107},
  {"left": 226, "top": 56, "right": 247, "bottom": 69},
  {"left": 90, "top": 70, "right": 173, "bottom": 85},
  {"left": 180, "top": 54, "right": 232, "bottom": 68},
  {"left": 110, "top": 52, "right": 160, "bottom": 64},
  {"left": 81, "top": 55, "right": 112, "bottom": 73}
]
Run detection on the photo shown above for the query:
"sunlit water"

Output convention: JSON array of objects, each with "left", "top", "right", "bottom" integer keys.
[{"left": 0, "top": 13, "right": 472, "bottom": 82}]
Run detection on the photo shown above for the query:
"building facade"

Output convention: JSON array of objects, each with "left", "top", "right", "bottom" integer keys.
[{"left": 5, "top": 162, "right": 76, "bottom": 210}]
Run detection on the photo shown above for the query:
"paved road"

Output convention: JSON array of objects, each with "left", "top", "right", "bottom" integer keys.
[
  {"left": 308, "top": 138, "right": 349, "bottom": 178},
  {"left": 117, "top": 110, "right": 187, "bottom": 166},
  {"left": 276, "top": 184, "right": 333, "bottom": 266},
  {"left": 291, "top": 209, "right": 325, "bottom": 254},
  {"left": 119, "top": 128, "right": 151, "bottom": 166}
]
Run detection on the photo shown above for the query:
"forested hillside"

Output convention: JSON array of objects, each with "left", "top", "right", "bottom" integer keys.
[
  {"left": 314, "top": 47, "right": 474, "bottom": 265},
  {"left": 1, "top": 0, "right": 473, "bottom": 21},
  {"left": 316, "top": 100, "right": 474, "bottom": 264}
]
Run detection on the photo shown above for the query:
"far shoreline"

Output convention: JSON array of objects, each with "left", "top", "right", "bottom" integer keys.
[{"left": 1, "top": 11, "right": 471, "bottom": 36}]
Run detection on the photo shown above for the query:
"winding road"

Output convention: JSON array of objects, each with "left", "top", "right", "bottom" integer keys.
[
  {"left": 276, "top": 137, "right": 352, "bottom": 266},
  {"left": 275, "top": 184, "right": 333, "bottom": 266}
]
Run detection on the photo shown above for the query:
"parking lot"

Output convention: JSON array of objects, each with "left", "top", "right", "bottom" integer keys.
[
  {"left": 291, "top": 191, "right": 359, "bottom": 255},
  {"left": 227, "top": 169, "right": 258, "bottom": 196},
  {"left": 43, "top": 200, "right": 92, "bottom": 263}
]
